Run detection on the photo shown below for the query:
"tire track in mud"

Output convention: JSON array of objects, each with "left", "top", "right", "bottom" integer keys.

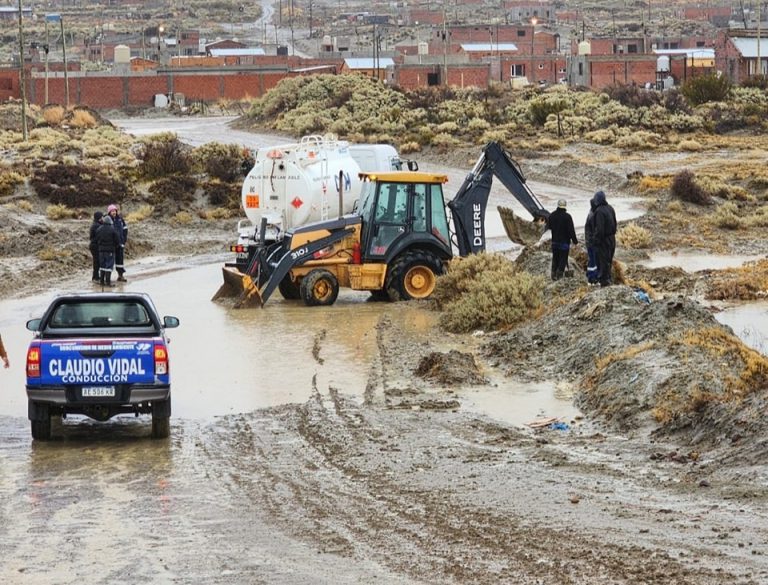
[{"left": 193, "top": 318, "right": 762, "bottom": 584}]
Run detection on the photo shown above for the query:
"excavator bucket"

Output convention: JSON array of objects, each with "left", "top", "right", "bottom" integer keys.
[
  {"left": 211, "top": 266, "right": 264, "bottom": 308},
  {"left": 498, "top": 205, "right": 543, "bottom": 246}
]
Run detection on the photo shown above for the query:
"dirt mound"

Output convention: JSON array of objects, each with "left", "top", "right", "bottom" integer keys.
[
  {"left": 415, "top": 350, "right": 487, "bottom": 385},
  {"left": 528, "top": 159, "right": 628, "bottom": 192},
  {"left": 485, "top": 285, "right": 768, "bottom": 460}
]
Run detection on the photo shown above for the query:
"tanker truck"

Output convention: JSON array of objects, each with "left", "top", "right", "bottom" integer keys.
[{"left": 227, "top": 134, "right": 403, "bottom": 272}]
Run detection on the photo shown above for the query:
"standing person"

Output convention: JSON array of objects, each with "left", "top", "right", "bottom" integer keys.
[
  {"left": 584, "top": 197, "right": 599, "bottom": 284},
  {"left": 544, "top": 199, "right": 578, "bottom": 280},
  {"left": 592, "top": 190, "right": 617, "bottom": 287},
  {"left": 88, "top": 211, "right": 104, "bottom": 283},
  {"left": 95, "top": 214, "right": 120, "bottom": 287},
  {"left": 0, "top": 332, "right": 9, "bottom": 368},
  {"left": 108, "top": 204, "right": 128, "bottom": 282}
]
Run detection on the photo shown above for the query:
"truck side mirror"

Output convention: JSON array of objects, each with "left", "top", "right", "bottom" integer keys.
[
  {"left": 163, "top": 316, "right": 180, "bottom": 328},
  {"left": 406, "top": 160, "right": 419, "bottom": 171},
  {"left": 26, "top": 318, "right": 41, "bottom": 331}
]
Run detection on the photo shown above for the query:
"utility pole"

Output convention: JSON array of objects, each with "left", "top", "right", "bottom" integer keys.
[
  {"left": 442, "top": 7, "right": 448, "bottom": 85},
  {"left": 44, "top": 17, "right": 49, "bottom": 104},
  {"left": 758, "top": 0, "right": 762, "bottom": 76},
  {"left": 61, "top": 16, "right": 69, "bottom": 107},
  {"left": 17, "top": 0, "right": 28, "bottom": 140}
]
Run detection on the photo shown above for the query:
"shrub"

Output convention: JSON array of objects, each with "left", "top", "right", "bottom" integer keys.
[
  {"left": 16, "top": 199, "right": 33, "bottom": 212},
  {"left": 617, "top": 223, "right": 652, "bottom": 249},
  {"left": 172, "top": 210, "right": 193, "bottom": 224},
  {"left": 31, "top": 163, "right": 133, "bottom": 206},
  {"left": 604, "top": 84, "right": 660, "bottom": 108},
  {"left": 202, "top": 179, "right": 240, "bottom": 208},
  {"left": 69, "top": 109, "right": 97, "bottom": 129},
  {"left": 677, "top": 139, "right": 702, "bottom": 152},
  {"left": 46, "top": 203, "right": 77, "bottom": 220},
  {"left": 148, "top": 176, "right": 197, "bottom": 205},
  {"left": 670, "top": 169, "right": 710, "bottom": 205},
  {"left": 398, "top": 141, "right": 421, "bottom": 154},
  {"left": 682, "top": 73, "right": 732, "bottom": 106},
  {"left": 709, "top": 201, "right": 743, "bottom": 229},
  {"left": 125, "top": 204, "right": 155, "bottom": 222},
  {"left": 42, "top": 105, "right": 66, "bottom": 126},
  {"left": 667, "top": 200, "right": 683, "bottom": 213},
  {"left": 0, "top": 170, "right": 24, "bottom": 197},
  {"left": 432, "top": 253, "right": 515, "bottom": 309},
  {"left": 638, "top": 175, "right": 672, "bottom": 192},
  {"left": 528, "top": 98, "right": 567, "bottom": 126},
  {"left": 438, "top": 270, "right": 545, "bottom": 333},
  {"left": 137, "top": 133, "right": 191, "bottom": 179},
  {"left": 194, "top": 142, "right": 244, "bottom": 182}
]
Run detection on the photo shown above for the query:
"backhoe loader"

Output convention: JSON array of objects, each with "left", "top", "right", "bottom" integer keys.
[{"left": 213, "top": 141, "right": 550, "bottom": 308}]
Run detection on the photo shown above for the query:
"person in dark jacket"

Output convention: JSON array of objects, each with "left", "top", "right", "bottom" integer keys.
[
  {"left": 544, "top": 199, "right": 578, "bottom": 280},
  {"left": 108, "top": 204, "right": 128, "bottom": 282},
  {"left": 88, "top": 211, "right": 104, "bottom": 283},
  {"left": 592, "top": 190, "right": 617, "bottom": 287},
  {"left": 95, "top": 214, "right": 120, "bottom": 287},
  {"left": 584, "top": 197, "right": 599, "bottom": 284}
]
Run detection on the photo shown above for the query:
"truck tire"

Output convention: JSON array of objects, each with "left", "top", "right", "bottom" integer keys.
[
  {"left": 300, "top": 269, "right": 339, "bottom": 306},
  {"left": 278, "top": 276, "right": 301, "bottom": 300},
  {"left": 385, "top": 250, "right": 443, "bottom": 301},
  {"left": 151, "top": 398, "right": 171, "bottom": 439},
  {"left": 30, "top": 402, "right": 51, "bottom": 441}
]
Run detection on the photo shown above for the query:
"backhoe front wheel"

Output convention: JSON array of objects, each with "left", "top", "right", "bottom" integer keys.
[
  {"left": 278, "top": 275, "right": 301, "bottom": 300},
  {"left": 385, "top": 250, "right": 443, "bottom": 301},
  {"left": 300, "top": 269, "right": 340, "bottom": 306}
]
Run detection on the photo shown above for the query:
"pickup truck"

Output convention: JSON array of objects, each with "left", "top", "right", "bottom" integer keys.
[{"left": 25, "top": 292, "right": 180, "bottom": 440}]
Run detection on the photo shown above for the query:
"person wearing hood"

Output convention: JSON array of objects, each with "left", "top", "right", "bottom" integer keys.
[
  {"left": 88, "top": 211, "right": 104, "bottom": 282},
  {"left": 584, "top": 197, "right": 599, "bottom": 284},
  {"left": 95, "top": 214, "right": 120, "bottom": 287},
  {"left": 107, "top": 204, "right": 128, "bottom": 282},
  {"left": 544, "top": 199, "right": 578, "bottom": 280},
  {"left": 592, "top": 190, "right": 617, "bottom": 287}
]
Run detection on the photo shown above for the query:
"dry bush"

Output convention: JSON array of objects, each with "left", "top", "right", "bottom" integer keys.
[
  {"left": 172, "top": 211, "right": 194, "bottom": 225},
  {"left": 677, "top": 139, "right": 702, "bottom": 152},
  {"left": 46, "top": 204, "right": 77, "bottom": 220},
  {"left": 617, "top": 223, "right": 652, "bottom": 249},
  {"left": 202, "top": 179, "right": 240, "bottom": 208},
  {"left": 148, "top": 176, "right": 197, "bottom": 205},
  {"left": 42, "top": 105, "right": 66, "bottom": 126},
  {"left": 667, "top": 200, "right": 683, "bottom": 213},
  {"left": 536, "top": 137, "right": 562, "bottom": 151},
  {"left": 193, "top": 142, "right": 244, "bottom": 182},
  {"left": 709, "top": 202, "right": 743, "bottom": 229},
  {"left": 69, "top": 109, "right": 97, "bottom": 129},
  {"left": 432, "top": 253, "right": 516, "bottom": 309},
  {"left": 138, "top": 133, "right": 191, "bottom": 179},
  {"left": 637, "top": 175, "right": 673, "bottom": 192},
  {"left": 706, "top": 259, "right": 768, "bottom": 300},
  {"left": 745, "top": 205, "right": 768, "bottom": 227},
  {"left": 0, "top": 170, "right": 24, "bottom": 197},
  {"left": 671, "top": 169, "right": 710, "bottom": 205},
  {"left": 399, "top": 141, "right": 421, "bottom": 154},
  {"left": 201, "top": 207, "right": 233, "bottom": 220},
  {"left": 16, "top": 199, "right": 33, "bottom": 212},
  {"left": 31, "top": 163, "right": 132, "bottom": 207},
  {"left": 125, "top": 204, "right": 155, "bottom": 222},
  {"left": 438, "top": 270, "right": 545, "bottom": 333}
]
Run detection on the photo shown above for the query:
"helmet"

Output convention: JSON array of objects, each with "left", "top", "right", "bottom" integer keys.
[{"left": 107, "top": 204, "right": 118, "bottom": 213}]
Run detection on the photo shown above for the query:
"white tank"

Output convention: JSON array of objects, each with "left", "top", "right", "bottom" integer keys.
[
  {"left": 656, "top": 55, "right": 670, "bottom": 72},
  {"left": 240, "top": 135, "right": 363, "bottom": 242},
  {"left": 418, "top": 41, "right": 429, "bottom": 55},
  {"left": 577, "top": 40, "right": 591, "bottom": 55},
  {"left": 114, "top": 44, "right": 131, "bottom": 64}
]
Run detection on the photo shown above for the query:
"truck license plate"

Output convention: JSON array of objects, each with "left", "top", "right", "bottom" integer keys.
[{"left": 81, "top": 386, "right": 116, "bottom": 398}]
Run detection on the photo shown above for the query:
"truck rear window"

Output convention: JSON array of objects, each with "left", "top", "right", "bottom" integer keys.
[{"left": 49, "top": 302, "right": 151, "bottom": 328}]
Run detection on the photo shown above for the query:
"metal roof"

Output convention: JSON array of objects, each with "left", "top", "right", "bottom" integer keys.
[
  {"left": 653, "top": 48, "right": 715, "bottom": 58},
  {"left": 731, "top": 38, "right": 768, "bottom": 58},
  {"left": 460, "top": 43, "right": 519, "bottom": 52},
  {"left": 210, "top": 48, "right": 266, "bottom": 57},
  {"left": 344, "top": 57, "right": 395, "bottom": 69}
]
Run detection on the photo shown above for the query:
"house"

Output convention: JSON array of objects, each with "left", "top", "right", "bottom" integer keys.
[
  {"left": 715, "top": 31, "right": 768, "bottom": 82},
  {"left": 341, "top": 57, "right": 395, "bottom": 81}
]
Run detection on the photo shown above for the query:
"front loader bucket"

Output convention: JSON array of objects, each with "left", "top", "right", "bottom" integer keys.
[
  {"left": 212, "top": 266, "right": 264, "bottom": 308},
  {"left": 498, "top": 206, "right": 543, "bottom": 247}
]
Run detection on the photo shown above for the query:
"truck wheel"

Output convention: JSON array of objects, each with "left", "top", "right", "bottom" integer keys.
[
  {"left": 300, "top": 269, "right": 339, "bottom": 306},
  {"left": 278, "top": 276, "right": 301, "bottom": 300},
  {"left": 30, "top": 403, "right": 52, "bottom": 441},
  {"left": 151, "top": 398, "right": 171, "bottom": 439},
  {"left": 386, "top": 250, "right": 443, "bottom": 301}
]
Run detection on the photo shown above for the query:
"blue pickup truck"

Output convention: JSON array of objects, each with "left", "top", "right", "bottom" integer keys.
[{"left": 25, "top": 292, "right": 180, "bottom": 440}]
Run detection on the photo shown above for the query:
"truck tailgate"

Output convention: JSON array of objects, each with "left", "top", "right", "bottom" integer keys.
[{"left": 35, "top": 339, "right": 160, "bottom": 386}]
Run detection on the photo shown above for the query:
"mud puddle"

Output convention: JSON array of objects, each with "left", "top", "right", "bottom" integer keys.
[
  {"left": 640, "top": 250, "right": 764, "bottom": 272},
  {"left": 714, "top": 300, "right": 768, "bottom": 354}
]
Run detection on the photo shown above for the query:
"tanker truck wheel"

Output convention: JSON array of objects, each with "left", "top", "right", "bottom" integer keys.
[
  {"left": 278, "top": 276, "right": 301, "bottom": 300},
  {"left": 300, "top": 269, "right": 339, "bottom": 306},
  {"left": 385, "top": 250, "right": 443, "bottom": 301}
]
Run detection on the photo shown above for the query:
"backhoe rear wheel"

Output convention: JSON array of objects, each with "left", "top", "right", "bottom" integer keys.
[
  {"left": 300, "top": 269, "right": 340, "bottom": 306},
  {"left": 278, "top": 275, "right": 301, "bottom": 300},
  {"left": 385, "top": 250, "right": 443, "bottom": 301}
]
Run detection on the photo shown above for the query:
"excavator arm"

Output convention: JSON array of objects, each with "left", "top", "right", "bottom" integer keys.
[{"left": 447, "top": 142, "right": 550, "bottom": 255}]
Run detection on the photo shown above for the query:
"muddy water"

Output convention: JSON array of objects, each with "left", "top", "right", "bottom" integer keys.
[
  {"left": 641, "top": 250, "right": 765, "bottom": 272},
  {"left": 0, "top": 262, "right": 577, "bottom": 428},
  {"left": 715, "top": 300, "right": 768, "bottom": 354}
]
